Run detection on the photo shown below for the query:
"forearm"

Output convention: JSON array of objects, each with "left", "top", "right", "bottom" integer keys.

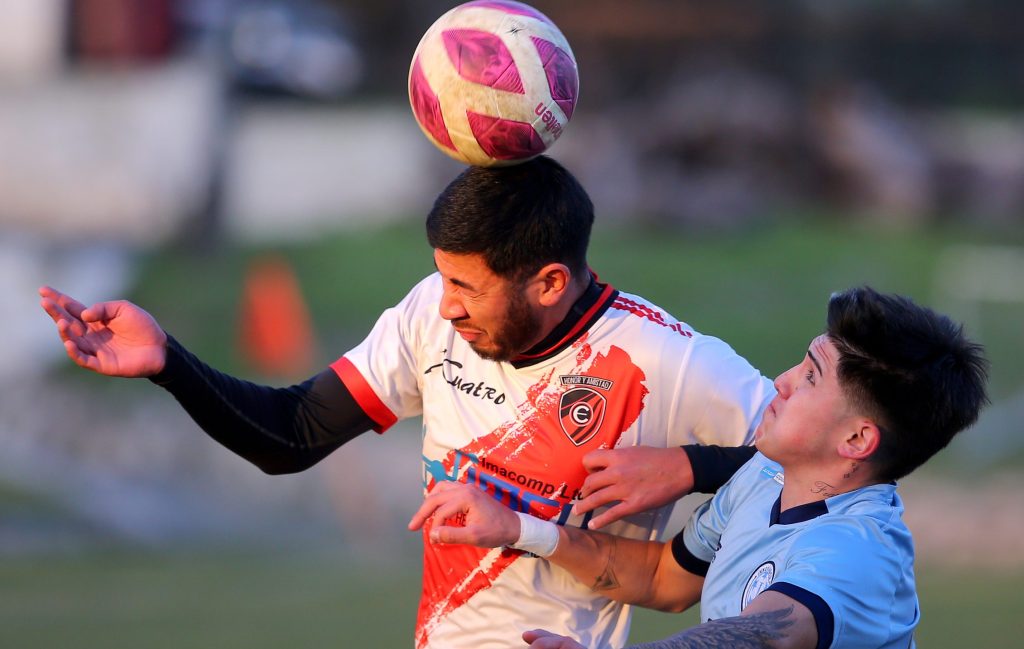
[
  {"left": 149, "top": 335, "right": 374, "bottom": 473},
  {"left": 549, "top": 527, "right": 695, "bottom": 612},
  {"left": 628, "top": 607, "right": 797, "bottom": 649}
]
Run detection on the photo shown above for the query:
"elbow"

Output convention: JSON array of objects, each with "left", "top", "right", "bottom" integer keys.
[
  {"left": 653, "top": 599, "right": 691, "bottom": 614},
  {"left": 253, "top": 453, "right": 319, "bottom": 475},
  {"left": 258, "top": 463, "right": 304, "bottom": 476}
]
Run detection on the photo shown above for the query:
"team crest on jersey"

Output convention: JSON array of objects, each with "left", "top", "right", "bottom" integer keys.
[
  {"left": 558, "top": 387, "right": 607, "bottom": 446},
  {"left": 741, "top": 561, "right": 776, "bottom": 610}
]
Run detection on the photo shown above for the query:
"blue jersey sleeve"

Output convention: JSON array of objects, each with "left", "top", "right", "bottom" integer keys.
[
  {"left": 675, "top": 454, "right": 764, "bottom": 568},
  {"left": 771, "top": 518, "right": 919, "bottom": 649}
]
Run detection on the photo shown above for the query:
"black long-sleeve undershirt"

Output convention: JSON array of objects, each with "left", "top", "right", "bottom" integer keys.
[
  {"left": 148, "top": 335, "right": 375, "bottom": 474},
  {"left": 148, "top": 335, "right": 753, "bottom": 490},
  {"left": 682, "top": 444, "right": 758, "bottom": 493}
]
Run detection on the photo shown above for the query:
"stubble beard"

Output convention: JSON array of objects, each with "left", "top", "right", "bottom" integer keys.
[{"left": 470, "top": 289, "right": 543, "bottom": 363}]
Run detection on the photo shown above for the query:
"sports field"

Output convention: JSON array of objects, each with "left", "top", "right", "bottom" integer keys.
[
  {"left": 9, "top": 218, "right": 1023, "bottom": 647},
  {"left": 0, "top": 550, "right": 1020, "bottom": 647}
]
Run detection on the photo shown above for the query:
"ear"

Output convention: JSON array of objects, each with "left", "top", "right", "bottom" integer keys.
[
  {"left": 532, "top": 263, "right": 572, "bottom": 307},
  {"left": 837, "top": 418, "right": 881, "bottom": 461}
]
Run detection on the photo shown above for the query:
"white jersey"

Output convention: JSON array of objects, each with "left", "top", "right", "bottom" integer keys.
[{"left": 332, "top": 273, "right": 773, "bottom": 649}]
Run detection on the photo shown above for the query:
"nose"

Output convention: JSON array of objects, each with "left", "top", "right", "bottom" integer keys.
[
  {"left": 438, "top": 288, "right": 468, "bottom": 321},
  {"left": 773, "top": 368, "right": 794, "bottom": 399}
]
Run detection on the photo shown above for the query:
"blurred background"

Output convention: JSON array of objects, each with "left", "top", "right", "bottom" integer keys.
[{"left": 2, "top": 0, "right": 1023, "bottom": 646}]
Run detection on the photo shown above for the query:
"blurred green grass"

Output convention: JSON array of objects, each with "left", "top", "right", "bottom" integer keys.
[{"left": 0, "top": 550, "right": 1019, "bottom": 647}]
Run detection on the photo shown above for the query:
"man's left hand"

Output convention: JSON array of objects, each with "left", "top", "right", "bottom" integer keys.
[{"left": 573, "top": 446, "right": 694, "bottom": 530}]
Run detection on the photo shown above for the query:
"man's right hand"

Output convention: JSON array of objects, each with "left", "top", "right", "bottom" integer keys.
[
  {"left": 408, "top": 481, "right": 522, "bottom": 549},
  {"left": 39, "top": 286, "right": 167, "bottom": 377}
]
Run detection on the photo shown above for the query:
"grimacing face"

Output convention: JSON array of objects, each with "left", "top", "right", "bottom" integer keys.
[{"left": 433, "top": 250, "right": 543, "bottom": 362}]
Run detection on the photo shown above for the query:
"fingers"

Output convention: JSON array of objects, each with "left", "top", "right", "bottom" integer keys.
[
  {"left": 578, "top": 466, "right": 618, "bottom": 498},
  {"left": 63, "top": 339, "right": 101, "bottom": 373},
  {"left": 44, "top": 302, "right": 90, "bottom": 344},
  {"left": 39, "top": 286, "right": 87, "bottom": 320},
  {"left": 571, "top": 484, "right": 623, "bottom": 517},
  {"left": 522, "top": 629, "right": 581, "bottom": 648},
  {"left": 408, "top": 481, "right": 475, "bottom": 531},
  {"left": 583, "top": 502, "right": 634, "bottom": 531},
  {"left": 580, "top": 448, "right": 612, "bottom": 472},
  {"left": 80, "top": 300, "right": 121, "bottom": 324},
  {"left": 40, "top": 287, "right": 96, "bottom": 343},
  {"left": 408, "top": 482, "right": 463, "bottom": 531},
  {"left": 523, "top": 629, "right": 555, "bottom": 643},
  {"left": 410, "top": 481, "right": 521, "bottom": 548},
  {"left": 431, "top": 523, "right": 477, "bottom": 545}
]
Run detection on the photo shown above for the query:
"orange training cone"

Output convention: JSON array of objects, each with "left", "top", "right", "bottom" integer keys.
[{"left": 239, "top": 255, "right": 315, "bottom": 377}]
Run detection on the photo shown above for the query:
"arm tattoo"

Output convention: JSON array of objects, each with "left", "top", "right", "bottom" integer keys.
[
  {"left": 627, "top": 606, "right": 796, "bottom": 649},
  {"left": 591, "top": 537, "right": 620, "bottom": 591}
]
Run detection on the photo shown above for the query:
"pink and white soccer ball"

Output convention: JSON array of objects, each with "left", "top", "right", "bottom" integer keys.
[{"left": 408, "top": 0, "right": 579, "bottom": 167}]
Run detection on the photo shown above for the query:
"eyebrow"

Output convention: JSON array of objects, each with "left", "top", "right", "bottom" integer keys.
[
  {"left": 432, "top": 260, "right": 477, "bottom": 292},
  {"left": 807, "top": 348, "right": 823, "bottom": 378}
]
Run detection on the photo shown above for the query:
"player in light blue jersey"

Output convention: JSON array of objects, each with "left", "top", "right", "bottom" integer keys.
[{"left": 411, "top": 286, "right": 989, "bottom": 649}]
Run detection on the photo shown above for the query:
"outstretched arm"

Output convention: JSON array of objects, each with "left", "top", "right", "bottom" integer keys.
[
  {"left": 152, "top": 336, "right": 375, "bottom": 474},
  {"left": 409, "top": 482, "right": 704, "bottom": 612},
  {"left": 40, "top": 286, "right": 375, "bottom": 474},
  {"left": 525, "top": 591, "right": 817, "bottom": 649}
]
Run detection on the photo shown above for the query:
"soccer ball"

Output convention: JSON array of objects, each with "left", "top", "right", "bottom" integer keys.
[{"left": 408, "top": 0, "right": 579, "bottom": 167}]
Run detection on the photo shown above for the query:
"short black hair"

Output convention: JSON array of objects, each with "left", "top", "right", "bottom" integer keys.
[
  {"left": 826, "top": 286, "right": 989, "bottom": 482},
  {"left": 425, "top": 156, "right": 594, "bottom": 280}
]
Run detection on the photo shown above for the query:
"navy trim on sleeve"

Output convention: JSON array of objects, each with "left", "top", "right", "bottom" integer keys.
[
  {"left": 766, "top": 581, "right": 834, "bottom": 649},
  {"left": 670, "top": 532, "right": 710, "bottom": 577}
]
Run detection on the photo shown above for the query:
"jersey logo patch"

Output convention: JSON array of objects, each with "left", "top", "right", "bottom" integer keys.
[
  {"left": 558, "top": 387, "right": 606, "bottom": 446},
  {"left": 742, "top": 561, "right": 776, "bottom": 610}
]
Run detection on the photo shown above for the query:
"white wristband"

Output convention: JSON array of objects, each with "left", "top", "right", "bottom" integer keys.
[{"left": 510, "top": 511, "right": 559, "bottom": 558}]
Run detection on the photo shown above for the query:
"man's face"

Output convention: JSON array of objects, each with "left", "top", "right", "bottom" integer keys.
[
  {"left": 754, "top": 335, "right": 857, "bottom": 468},
  {"left": 433, "top": 249, "right": 543, "bottom": 362}
]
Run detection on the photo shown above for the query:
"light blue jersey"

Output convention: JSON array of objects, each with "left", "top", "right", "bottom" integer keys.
[{"left": 672, "top": 452, "right": 918, "bottom": 649}]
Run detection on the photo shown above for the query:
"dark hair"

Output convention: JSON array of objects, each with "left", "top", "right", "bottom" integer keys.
[
  {"left": 826, "top": 286, "right": 989, "bottom": 482},
  {"left": 425, "top": 156, "right": 594, "bottom": 280}
]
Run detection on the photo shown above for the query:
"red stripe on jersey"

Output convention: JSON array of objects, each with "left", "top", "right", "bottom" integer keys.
[
  {"left": 514, "top": 283, "right": 617, "bottom": 361},
  {"left": 330, "top": 356, "right": 398, "bottom": 433},
  {"left": 611, "top": 297, "right": 693, "bottom": 338},
  {"left": 416, "top": 344, "right": 648, "bottom": 647}
]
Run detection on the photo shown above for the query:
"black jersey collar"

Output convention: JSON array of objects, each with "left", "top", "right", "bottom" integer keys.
[
  {"left": 769, "top": 494, "right": 829, "bottom": 526},
  {"left": 510, "top": 275, "right": 618, "bottom": 369}
]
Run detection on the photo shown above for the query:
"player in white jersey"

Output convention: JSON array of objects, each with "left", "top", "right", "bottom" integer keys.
[
  {"left": 413, "top": 286, "right": 988, "bottom": 649},
  {"left": 40, "top": 156, "right": 773, "bottom": 648},
  {"left": 353, "top": 272, "right": 769, "bottom": 648}
]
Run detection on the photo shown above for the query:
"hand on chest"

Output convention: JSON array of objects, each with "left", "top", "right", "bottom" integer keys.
[{"left": 422, "top": 343, "right": 650, "bottom": 519}]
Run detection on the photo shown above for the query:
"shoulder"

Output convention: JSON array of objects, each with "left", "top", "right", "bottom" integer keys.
[
  {"left": 604, "top": 290, "right": 697, "bottom": 340},
  {"left": 792, "top": 493, "right": 913, "bottom": 568}
]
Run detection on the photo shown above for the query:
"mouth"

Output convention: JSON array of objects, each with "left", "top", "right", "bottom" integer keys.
[{"left": 453, "top": 326, "right": 482, "bottom": 342}]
